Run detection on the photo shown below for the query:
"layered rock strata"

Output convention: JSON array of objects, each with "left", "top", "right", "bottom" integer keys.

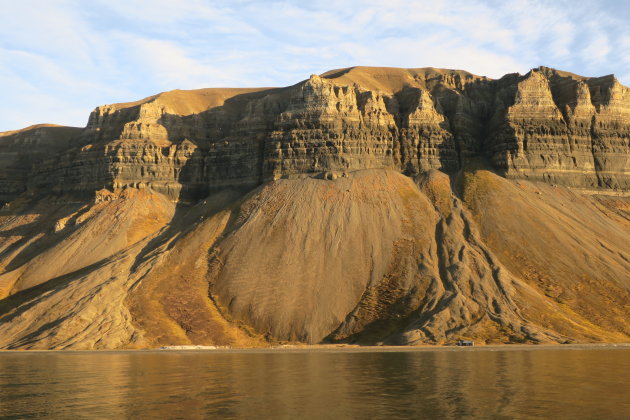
[
  {"left": 0, "top": 66, "right": 629, "bottom": 349},
  {"left": 486, "top": 68, "right": 630, "bottom": 190},
  {"left": 0, "top": 125, "right": 82, "bottom": 202},
  {"left": 1, "top": 66, "right": 629, "bottom": 204}
]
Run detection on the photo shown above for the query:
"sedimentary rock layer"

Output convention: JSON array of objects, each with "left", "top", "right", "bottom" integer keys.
[
  {"left": 1, "top": 66, "right": 629, "bottom": 204},
  {"left": 0, "top": 66, "right": 628, "bottom": 349}
]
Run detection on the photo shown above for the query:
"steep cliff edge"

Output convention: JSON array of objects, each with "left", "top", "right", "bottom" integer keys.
[
  {"left": 0, "top": 66, "right": 628, "bottom": 349},
  {"left": 3, "top": 66, "right": 629, "bottom": 205},
  {"left": 0, "top": 125, "right": 83, "bottom": 203}
]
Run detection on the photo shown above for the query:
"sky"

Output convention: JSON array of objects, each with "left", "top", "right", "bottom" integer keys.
[{"left": 1, "top": 0, "right": 629, "bottom": 131}]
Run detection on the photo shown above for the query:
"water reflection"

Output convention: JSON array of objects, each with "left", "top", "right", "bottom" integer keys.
[{"left": 0, "top": 349, "right": 628, "bottom": 419}]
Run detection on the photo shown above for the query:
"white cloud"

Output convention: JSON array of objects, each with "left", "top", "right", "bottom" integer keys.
[
  {"left": 0, "top": 0, "right": 629, "bottom": 131},
  {"left": 117, "top": 36, "right": 249, "bottom": 89},
  {"left": 620, "top": 36, "right": 630, "bottom": 64},
  {"left": 582, "top": 32, "right": 611, "bottom": 64},
  {"left": 549, "top": 21, "right": 576, "bottom": 59}
]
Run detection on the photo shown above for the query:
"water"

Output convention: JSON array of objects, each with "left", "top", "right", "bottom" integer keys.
[{"left": 0, "top": 347, "right": 628, "bottom": 419}]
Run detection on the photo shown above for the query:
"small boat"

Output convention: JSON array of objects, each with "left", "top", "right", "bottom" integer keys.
[{"left": 456, "top": 340, "right": 474, "bottom": 347}]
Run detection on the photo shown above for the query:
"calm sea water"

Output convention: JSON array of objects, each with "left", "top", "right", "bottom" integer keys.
[{"left": 0, "top": 347, "right": 628, "bottom": 419}]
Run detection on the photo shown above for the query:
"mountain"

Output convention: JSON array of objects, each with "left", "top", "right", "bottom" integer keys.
[{"left": 0, "top": 66, "right": 628, "bottom": 349}]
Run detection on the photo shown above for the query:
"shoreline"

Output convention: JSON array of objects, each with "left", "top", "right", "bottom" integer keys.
[{"left": 1, "top": 343, "right": 629, "bottom": 354}]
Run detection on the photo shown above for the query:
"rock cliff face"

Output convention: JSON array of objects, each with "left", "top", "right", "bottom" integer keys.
[
  {"left": 0, "top": 66, "right": 629, "bottom": 349},
  {"left": 3, "top": 66, "right": 629, "bottom": 205},
  {"left": 0, "top": 125, "right": 82, "bottom": 202},
  {"left": 487, "top": 68, "right": 630, "bottom": 190}
]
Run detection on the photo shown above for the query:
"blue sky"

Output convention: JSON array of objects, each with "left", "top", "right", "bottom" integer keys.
[{"left": 1, "top": 0, "right": 629, "bottom": 131}]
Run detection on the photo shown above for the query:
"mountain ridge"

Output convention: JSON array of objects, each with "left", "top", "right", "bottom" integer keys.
[{"left": 0, "top": 66, "right": 628, "bottom": 349}]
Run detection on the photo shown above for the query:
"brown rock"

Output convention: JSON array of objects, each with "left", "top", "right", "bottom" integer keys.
[{"left": 0, "top": 66, "right": 629, "bottom": 349}]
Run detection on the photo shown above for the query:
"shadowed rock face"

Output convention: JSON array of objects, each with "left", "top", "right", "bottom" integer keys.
[
  {"left": 0, "top": 125, "right": 83, "bottom": 202},
  {"left": 0, "top": 66, "right": 628, "bottom": 349},
  {"left": 2, "top": 66, "right": 629, "bottom": 204}
]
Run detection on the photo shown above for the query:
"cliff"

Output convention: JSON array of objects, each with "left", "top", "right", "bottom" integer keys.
[
  {"left": 0, "top": 66, "right": 628, "bottom": 349},
  {"left": 2, "top": 66, "right": 628, "bottom": 205}
]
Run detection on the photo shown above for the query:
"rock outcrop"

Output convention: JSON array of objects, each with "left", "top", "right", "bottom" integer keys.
[
  {"left": 0, "top": 66, "right": 628, "bottom": 349},
  {"left": 487, "top": 68, "right": 630, "bottom": 190},
  {"left": 3, "top": 66, "right": 630, "bottom": 205},
  {"left": 0, "top": 124, "right": 82, "bottom": 202}
]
